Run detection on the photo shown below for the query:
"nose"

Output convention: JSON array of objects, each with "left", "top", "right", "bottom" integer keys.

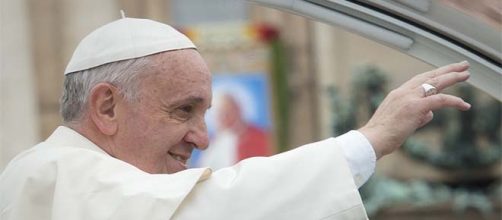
[{"left": 184, "top": 117, "right": 209, "bottom": 150}]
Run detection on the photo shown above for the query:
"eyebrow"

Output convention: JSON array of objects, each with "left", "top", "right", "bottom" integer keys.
[{"left": 170, "top": 96, "right": 206, "bottom": 107}]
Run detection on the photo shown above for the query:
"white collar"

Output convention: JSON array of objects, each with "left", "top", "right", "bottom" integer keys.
[{"left": 45, "top": 126, "right": 109, "bottom": 155}]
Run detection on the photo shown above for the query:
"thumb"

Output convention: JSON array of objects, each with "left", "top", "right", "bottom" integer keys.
[{"left": 419, "top": 111, "right": 434, "bottom": 127}]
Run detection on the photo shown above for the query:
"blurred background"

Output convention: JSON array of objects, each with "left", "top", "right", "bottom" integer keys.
[{"left": 1, "top": 0, "right": 500, "bottom": 219}]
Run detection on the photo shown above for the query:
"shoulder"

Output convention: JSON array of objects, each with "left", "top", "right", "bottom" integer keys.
[{"left": 0, "top": 139, "right": 132, "bottom": 192}]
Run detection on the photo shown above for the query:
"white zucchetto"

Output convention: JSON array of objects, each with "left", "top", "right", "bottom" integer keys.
[{"left": 64, "top": 18, "right": 196, "bottom": 75}]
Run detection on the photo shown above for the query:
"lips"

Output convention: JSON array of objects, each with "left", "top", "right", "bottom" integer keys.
[{"left": 168, "top": 151, "right": 189, "bottom": 169}]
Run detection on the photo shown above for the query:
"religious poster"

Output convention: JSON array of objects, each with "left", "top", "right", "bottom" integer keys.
[
  {"left": 183, "top": 22, "right": 280, "bottom": 169},
  {"left": 190, "top": 74, "right": 274, "bottom": 169}
]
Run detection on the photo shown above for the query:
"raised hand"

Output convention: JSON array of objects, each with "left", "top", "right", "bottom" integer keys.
[{"left": 358, "top": 61, "right": 472, "bottom": 159}]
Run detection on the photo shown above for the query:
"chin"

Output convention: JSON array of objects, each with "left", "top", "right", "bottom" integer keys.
[{"left": 164, "top": 164, "right": 187, "bottom": 174}]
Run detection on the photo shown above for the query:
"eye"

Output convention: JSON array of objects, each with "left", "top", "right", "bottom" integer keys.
[
  {"left": 173, "top": 105, "right": 194, "bottom": 120},
  {"left": 179, "top": 105, "right": 194, "bottom": 113}
]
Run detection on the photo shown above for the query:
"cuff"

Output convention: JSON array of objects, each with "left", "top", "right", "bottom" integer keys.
[{"left": 335, "top": 130, "right": 376, "bottom": 188}]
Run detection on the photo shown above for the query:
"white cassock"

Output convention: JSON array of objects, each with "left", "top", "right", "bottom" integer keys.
[{"left": 0, "top": 126, "right": 369, "bottom": 220}]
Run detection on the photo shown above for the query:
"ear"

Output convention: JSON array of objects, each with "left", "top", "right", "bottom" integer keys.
[{"left": 88, "top": 83, "right": 121, "bottom": 136}]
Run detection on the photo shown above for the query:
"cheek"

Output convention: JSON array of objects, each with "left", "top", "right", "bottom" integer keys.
[
  {"left": 158, "top": 124, "right": 190, "bottom": 141},
  {"left": 141, "top": 119, "right": 191, "bottom": 149},
  {"left": 119, "top": 109, "right": 162, "bottom": 146},
  {"left": 119, "top": 107, "right": 191, "bottom": 150}
]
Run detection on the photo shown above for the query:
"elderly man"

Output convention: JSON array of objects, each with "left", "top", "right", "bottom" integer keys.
[{"left": 0, "top": 17, "right": 470, "bottom": 220}]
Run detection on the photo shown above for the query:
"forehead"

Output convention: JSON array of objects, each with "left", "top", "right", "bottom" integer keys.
[{"left": 142, "top": 50, "right": 212, "bottom": 103}]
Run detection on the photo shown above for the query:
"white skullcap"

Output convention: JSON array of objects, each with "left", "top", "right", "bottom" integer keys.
[{"left": 64, "top": 18, "right": 196, "bottom": 75}]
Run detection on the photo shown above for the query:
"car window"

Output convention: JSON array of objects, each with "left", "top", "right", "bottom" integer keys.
[{"left": 247, "top": 0, "right": 502, "bottom": 100}]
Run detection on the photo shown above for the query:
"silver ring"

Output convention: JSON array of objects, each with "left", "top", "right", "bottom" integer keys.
[{"left": 421, "top": 83, "right": 437, "bottom": 97}]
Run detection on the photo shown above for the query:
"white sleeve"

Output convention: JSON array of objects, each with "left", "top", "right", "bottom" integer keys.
[
  {"left": 335, "top": 130, "right": 376, "bottom": 188},
  {"left": 172, "top": 138, "right": 368, "bottom": 220}
]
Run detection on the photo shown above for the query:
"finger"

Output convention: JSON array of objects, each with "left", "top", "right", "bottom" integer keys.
[
  {"left": 426, "top": 71, "right": 470, "bottom": 92},
  {"left": 415, "top": 71, "right": 470, "bottom": 96},
  {"left": 404, "top": 61, "right": 470, "bottom": 89},
  {"left": 423, "top": 94, "right": 471, "bottom": 111},
  {"left": 419, "top": 111, "right": 434, "bottom": 127},
  {"left": 427, "top": 61, "right": 469, "bottom": 78}
]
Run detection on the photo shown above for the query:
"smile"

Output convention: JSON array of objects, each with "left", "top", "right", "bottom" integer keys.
[{"left": 168, "top": 151, "right": 189, "bottom": 168}]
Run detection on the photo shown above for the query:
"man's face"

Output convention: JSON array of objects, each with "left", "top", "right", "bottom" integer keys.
[
  {"left": 113, "top": 49, "right": 212, "bottom": 174},
  {"left": 216, "top": 95, "right": 243, "bottom": 130}
]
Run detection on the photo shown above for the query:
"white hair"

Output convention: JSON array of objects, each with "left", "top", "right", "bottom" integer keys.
[{"left": 60, "top": 56, "right": 155, "bottom": 123}]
